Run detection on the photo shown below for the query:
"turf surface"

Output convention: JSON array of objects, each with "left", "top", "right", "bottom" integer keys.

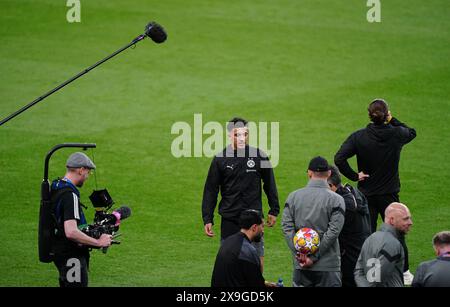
[{"left": 0, "top": 0, "right": 449, "bottom": 286}]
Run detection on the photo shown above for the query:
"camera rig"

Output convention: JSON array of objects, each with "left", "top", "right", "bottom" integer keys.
[
  {"left": 82, "top": 189, "right": 131, "bottom": 253},
  {"left": 38, "top": 143, "right": 131, "bottom": 263}
]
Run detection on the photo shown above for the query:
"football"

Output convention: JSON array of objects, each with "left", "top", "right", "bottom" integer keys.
[{"left": 293, "top": 228, "right": 320, "bottom": 255}]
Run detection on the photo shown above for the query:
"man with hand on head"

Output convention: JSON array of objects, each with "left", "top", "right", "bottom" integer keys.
[{"left": 334, "top": 99, "right": 416, "bottom": 284}]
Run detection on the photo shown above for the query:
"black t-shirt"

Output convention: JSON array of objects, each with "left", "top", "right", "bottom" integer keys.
[
  {"left": 52, "top": 188, "right": 89, "bottom": 258},
  {"left": 211, "top": 232, "right": 265, "bottom": 287}
]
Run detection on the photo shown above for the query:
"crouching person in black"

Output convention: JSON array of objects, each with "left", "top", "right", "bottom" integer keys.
[{"left": 52, "top": 152, "right": 112, "bottom": 287}]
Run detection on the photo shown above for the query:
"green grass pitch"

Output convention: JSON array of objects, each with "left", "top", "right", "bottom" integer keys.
[{"left": 0, "top": 0, "right": 449, "bottom": 286}]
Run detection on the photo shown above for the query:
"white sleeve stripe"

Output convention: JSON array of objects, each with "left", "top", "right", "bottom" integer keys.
[{"left": 72, "top": 193, "right": 80, "bottom": 220}]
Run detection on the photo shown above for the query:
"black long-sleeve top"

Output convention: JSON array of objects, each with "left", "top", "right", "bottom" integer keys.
[
  {"left": 334, "top": 117, "right": 416, "bottom": 196},
  {"left": 202, "top": 145, "right": 279, "bottom": 225}
]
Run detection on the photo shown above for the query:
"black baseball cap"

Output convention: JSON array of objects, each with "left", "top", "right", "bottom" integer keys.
[{"left": 308, "top": 156, "right": 330, "bottom": 172}]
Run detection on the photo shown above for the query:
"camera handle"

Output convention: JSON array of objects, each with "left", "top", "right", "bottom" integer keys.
[{"left": 101, "top": 233, "right": 122, "bottom": 254}]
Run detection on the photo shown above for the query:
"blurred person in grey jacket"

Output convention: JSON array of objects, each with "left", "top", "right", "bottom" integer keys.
[
  {"left": 282, "top": 156, "right": 345, "bottom": 287},
  {"left": 412, "top": 231, "right": 450, "bottom": 287},
  {"left": 354, "top": 202, "right": 413, "bottom": 287}
]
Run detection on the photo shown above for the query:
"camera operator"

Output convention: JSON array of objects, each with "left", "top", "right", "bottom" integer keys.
[{"left": 51, "top": 152, "right": 112, "bottom": 287}]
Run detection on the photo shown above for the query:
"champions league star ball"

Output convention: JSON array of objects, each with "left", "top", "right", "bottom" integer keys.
[{"left": 293, "top": 228, "right": 320, "bottom": 255}]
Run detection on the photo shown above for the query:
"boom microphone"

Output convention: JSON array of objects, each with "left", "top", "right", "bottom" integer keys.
[
  {"left": 1, "top": 21, "right": 168, "bottom": 126},
  {"left": 144, "top": 21, "right": 167, "bottom": 43}
]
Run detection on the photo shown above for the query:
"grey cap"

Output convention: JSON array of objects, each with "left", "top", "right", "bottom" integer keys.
[{"left": 66, "top": 152, "right": 96, "bottom": 169}]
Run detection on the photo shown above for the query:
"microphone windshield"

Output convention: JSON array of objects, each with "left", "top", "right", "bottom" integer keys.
[
  {"left": 145, "top": 22, "right": 167, "bottom": 43},
  {"left": 115, "top": 206, "right": 132, "bottom": 220}
]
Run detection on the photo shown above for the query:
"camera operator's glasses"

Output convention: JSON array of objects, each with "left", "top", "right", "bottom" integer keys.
[{"left": 82, "top": 167, "right": 93, "bottom": 174}]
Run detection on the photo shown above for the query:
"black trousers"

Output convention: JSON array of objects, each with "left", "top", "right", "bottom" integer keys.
[
  {"left": 220, "top": 217, "right": 242, "bottom": 240},
  {"left": 340, "top": 242, "right": 365, "bottom": 287},
  {"left": 341, "top": 256, "right": 356, "bottom": 287},
  {"left": 366, "top": 193, "right": 399, "bottom": 233},
  {"left": 366, "top": 193, "right": 409, "bottom": 272},
  {"left": 54, "top": 254, "right": 89, "bottom": 287}
]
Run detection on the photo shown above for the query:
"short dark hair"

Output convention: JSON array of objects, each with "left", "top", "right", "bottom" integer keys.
[
  {"left": 227, "top": 117, "right": 248, "bottom": 132},
  {"left": 312, "top": 171, "right": 330, "bottom": 178},
  {"left": 368, "top": 99, "right": 389, "bottom": 125},
  {"left": 328, "top": 165, "right": 342, "bottom": 187},
  {"left": 239, "top": 209, "right": 263, "bottom": 230},
  {"left": 433, "top": 231, "right": 450, "bottom": 247}
]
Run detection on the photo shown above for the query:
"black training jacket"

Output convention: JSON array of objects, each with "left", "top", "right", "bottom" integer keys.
[
  {"left": 336, "top": 184, "right": 371, "bottom": 265},
  {"left": 202, "top": 145, "right": 279, "bottom": 225},
  {"left": 334, "top": 117, "right": 416, "bottom": 196}
]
